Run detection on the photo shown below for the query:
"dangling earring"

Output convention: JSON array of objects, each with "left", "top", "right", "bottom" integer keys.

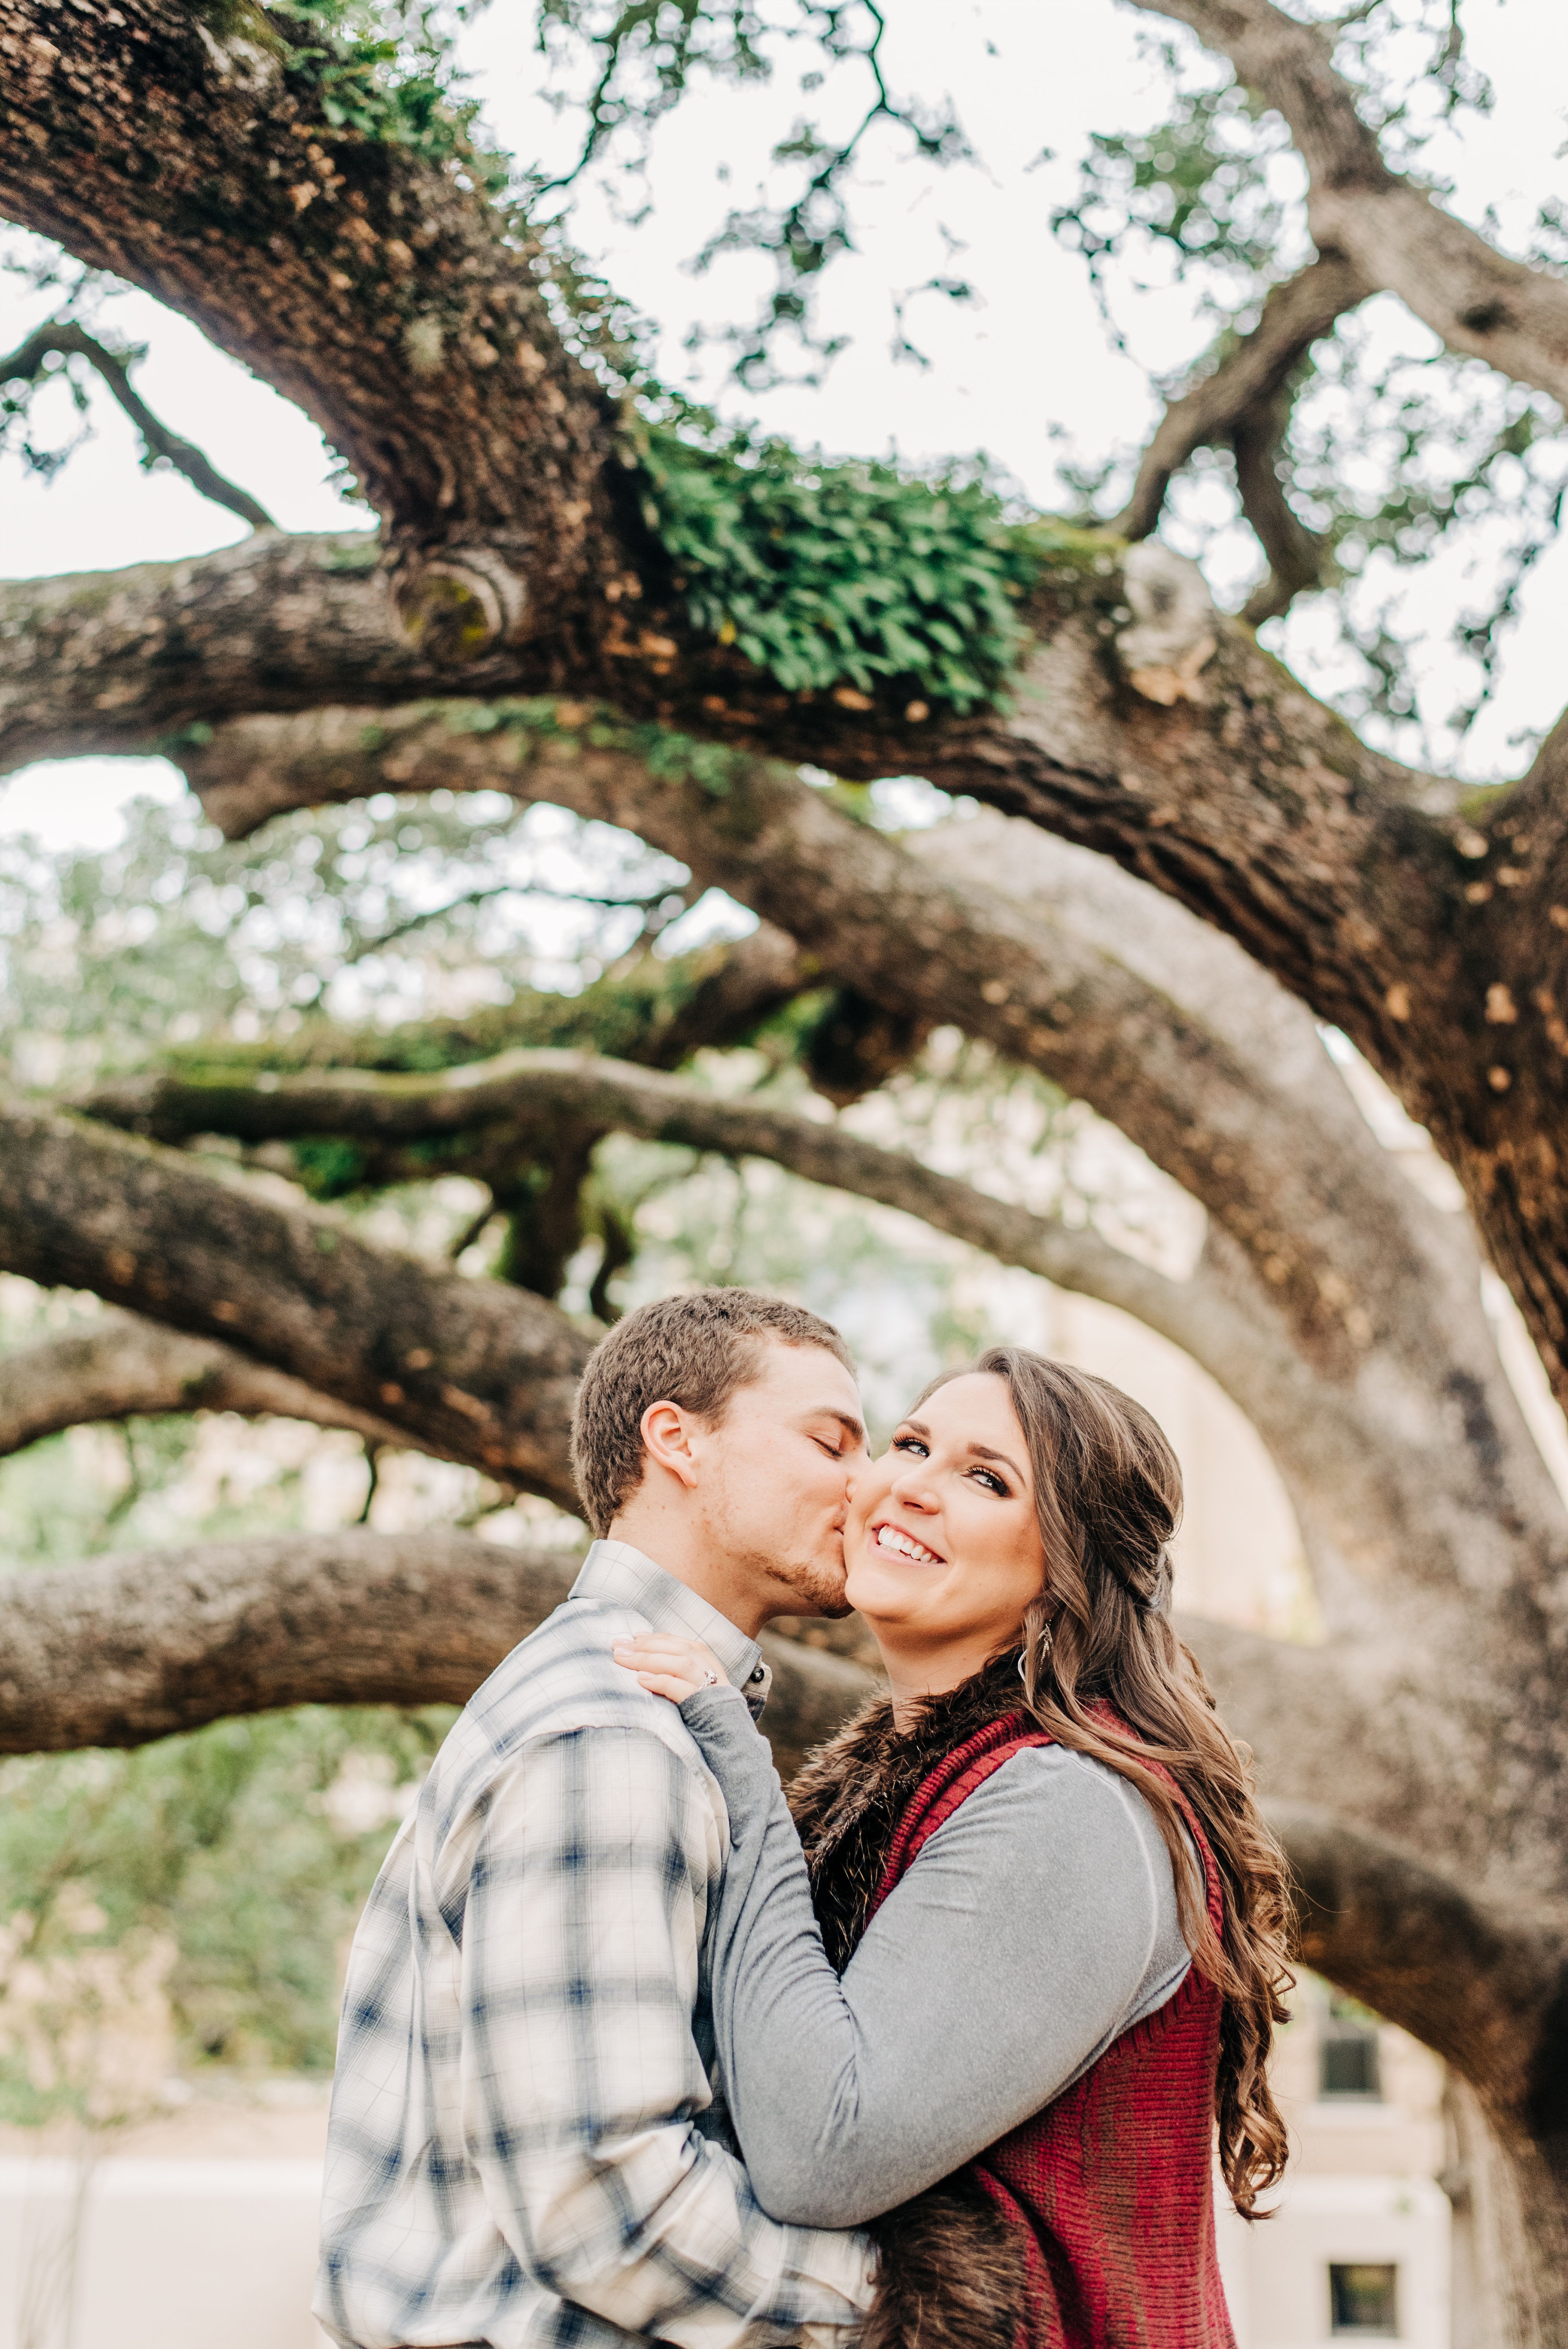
[{"left": 1017, "top": 1622, "right": 1054, "bottom": 1683}]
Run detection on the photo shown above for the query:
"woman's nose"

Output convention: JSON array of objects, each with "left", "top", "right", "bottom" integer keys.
[{"left": 888, "top": 1462, "right": 938, "bottom": 1510}]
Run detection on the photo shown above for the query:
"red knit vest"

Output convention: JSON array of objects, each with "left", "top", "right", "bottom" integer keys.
[{"left": 865, "top": 1711, "right": 1236, "bottom": 2349}]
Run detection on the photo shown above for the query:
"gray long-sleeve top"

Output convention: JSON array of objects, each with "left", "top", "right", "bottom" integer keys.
[{"left": 680, "top": 1684, "right": 1192, "bottom": 2228}]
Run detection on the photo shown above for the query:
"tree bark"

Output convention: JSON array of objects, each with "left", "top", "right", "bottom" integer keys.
[
  {"left": 0, "top": 1099, "right": 590, "bottom": 1504},
  {"left": 75, "top": 1043, "right": 1305, "bottom": 1428},
  {"left": 0, "top": 1308, "right": 439, "bottom": 1462},
  {"left": 0, "top": 1526, "right": 873, "bottom": 1780},
  {"left": 0, "top": 0, "right": 609, "bottom": 645}
]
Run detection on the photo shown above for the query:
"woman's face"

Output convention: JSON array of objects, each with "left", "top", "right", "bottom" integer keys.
[{"left": 844, "top": 1372, "right": 1047, "bottom": 1661}]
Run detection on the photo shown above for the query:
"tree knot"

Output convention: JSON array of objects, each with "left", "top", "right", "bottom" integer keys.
[
  {"left": 392, "top": 547, "right": 528, "bottom": 664},
  {"left": 1116, "top": 542, "right": 1217, "bottom": 707}
]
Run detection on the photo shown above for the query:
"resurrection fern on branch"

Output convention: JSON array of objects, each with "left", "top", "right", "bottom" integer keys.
[{"left": 636, "top": 421, "right": 1047, "bottom": 711}]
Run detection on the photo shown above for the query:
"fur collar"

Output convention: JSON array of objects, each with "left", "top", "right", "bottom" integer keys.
[{"left": 789, "top": 1652, "right": 1025, "bottom": 1972}]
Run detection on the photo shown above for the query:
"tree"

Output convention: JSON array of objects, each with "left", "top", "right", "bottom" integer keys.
[{"left": 5, "top": 0, "right": 1568, "bottom": 2331}]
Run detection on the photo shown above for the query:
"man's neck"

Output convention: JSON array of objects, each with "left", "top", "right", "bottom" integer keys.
[{"left": 603, "top": 1508, "right": 771, "bottom": 1640}]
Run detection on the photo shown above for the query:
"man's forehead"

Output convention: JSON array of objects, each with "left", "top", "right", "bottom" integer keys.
[{"left": 745, "top": 1336, "right": 862, "bottom": 1411}]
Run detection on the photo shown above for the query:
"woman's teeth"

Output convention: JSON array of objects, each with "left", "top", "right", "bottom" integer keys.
[{"left": 874, "top": 1523, "right": 942, "bottom": 1566}]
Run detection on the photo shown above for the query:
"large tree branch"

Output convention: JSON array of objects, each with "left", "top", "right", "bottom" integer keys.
[
  {"left": 1112, "top": 254, "right": 1370, "bottom": 545},
  {"left": 0, "top": 1308, "right": 442, "bottom": 1462},
  {"left": 6, "top": 1514, "right": 1551, "bottom": 2118},
  {"left": 77, "top": 1044, "right": 1302, "bottom": 1416},
  {"left": 155, "top": 716, "right": 1568, "bottom": 1623},
  {"left": 0, "top": 0, "right": 608, "bottom": 643},
  {"left": 172, "top": 706, "right": 1454, "bottom": 1370},
  {"left": 194, "top": 922, "right": 817, "bottom": 1085},
  {"left": 1272, "top": 1801, "right": 1568, "bottom": 2121},
  {"left": 1, "top": 321, "right": 276, "bottom": 530},
  {"left": 0, "top": 1527, "right": 872, "bottom": 1781},
  {"left": 0, "top": 543, "right": 1475, "bottom": 1113},
  {"left": 0, "top": 1098, "right": 590, "bottom": 1505},
  {"left": 1137, "top": 0, "right": 1568, "bottom": 410}
]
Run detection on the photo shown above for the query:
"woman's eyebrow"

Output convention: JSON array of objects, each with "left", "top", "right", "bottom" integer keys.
[{"left": 969, "top": 1440, "right": 1025, "bottom": 1481}]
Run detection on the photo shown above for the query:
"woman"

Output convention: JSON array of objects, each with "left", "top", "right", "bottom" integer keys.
[{"left": 614, "top": 1349, "right": 1294, "bottom": 2349}]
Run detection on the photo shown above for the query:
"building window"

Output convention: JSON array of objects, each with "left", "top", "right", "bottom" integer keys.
[
  {"left": 1320, "top": 1992, "right": 1383, "bottom": 2099},
  {"left": 1330, "top": 2263, "right": 1398, "bottom": 2336}
]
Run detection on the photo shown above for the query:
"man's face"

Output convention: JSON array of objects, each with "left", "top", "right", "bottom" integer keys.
[{"left": 695, "top": 1340, "right": 869, "bottom": 1618}]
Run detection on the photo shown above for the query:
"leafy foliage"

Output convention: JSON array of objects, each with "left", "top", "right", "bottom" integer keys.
[
  {"left": 0, "top": 1706, "right": 453, "bottom": 2112},
  {"left": 637, "top": 417, "right": 1044, "bottom": 708}
]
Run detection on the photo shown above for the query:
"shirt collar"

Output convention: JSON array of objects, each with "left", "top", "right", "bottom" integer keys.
[{"left": 571, "top": 1538, "right": 772, "bottom": 1709}]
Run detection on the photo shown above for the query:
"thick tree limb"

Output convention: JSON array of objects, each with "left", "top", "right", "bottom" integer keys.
[
  {"left": 77, "top": 1045, "right": 1300, "bottom": 1414},
  {"left": 1272, "top": 1801, "right": 1568, "bottom": 2119},
  {"left": 172, "top": 706, "right": 1458, "bottom": 1375},
  {"left": 1, "top": 548, "right": 1474, "bottom": 1128},
  {"left": 0, "top": 1308, "right": 442, "bottom": 1462},
  {"left": 3, "top": 1512, "right": 1551, "bottom": 2121},
  {"left": 0, "top": 321, "right": 276, "bottom": 530},
  {"left": 0, "top": 0, "right": 608, "bottom": 642},
  {"left": 1137, "top": 0, "right": 1568, "bottom": 410},
  {"left": 139, "top": 720, "right": 1568, "bottom": 1629},
  {"left": 0, "top": 1527, "right": 872, "bottom": 1781},
  {"left": 1112, "top": 254, "right": 1370, "bottom": 545},
  {"left": 0, "top": 535, "right": 502, "bottom": 772},
  {"left": 0, "top": 1098, "right": 590, "bottom": 1505}
]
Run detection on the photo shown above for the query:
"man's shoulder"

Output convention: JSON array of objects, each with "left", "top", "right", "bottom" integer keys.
[{"left": 431, "top": 1587, "right": 711, "bottom": 1810}]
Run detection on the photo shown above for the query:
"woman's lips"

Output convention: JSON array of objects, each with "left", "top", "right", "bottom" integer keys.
[{"left": 870, "top": 1520, "right": 945, "bottom": 1567}]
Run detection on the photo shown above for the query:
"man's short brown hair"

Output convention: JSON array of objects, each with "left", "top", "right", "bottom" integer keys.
[{"left": 571, "top": 1288, "right": 856, "bottom": 1537}]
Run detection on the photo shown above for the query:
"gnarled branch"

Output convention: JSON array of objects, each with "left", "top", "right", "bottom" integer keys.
[
  {"left": 1112, "top": 254, "right": 1370, "bottom": 551},
  {"left": 76, "top": 1044, "right": 1300, "bottom": 1420},
  {"left": 0, "top": 1098, "right": 590, "bottom": 1505},
  {"left": 0, "top": 1526, "right": 871, "bottom": 1783},
  {"left": 0, "top": 0, "right": 608, "bottom": 646},
  {"left": 0, "top": 1308, "right": 439, "bottom": 1463}
]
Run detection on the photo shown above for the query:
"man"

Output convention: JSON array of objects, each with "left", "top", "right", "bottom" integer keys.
[{"left": 316, "top": 1289, "right": 875, "bottom": 2349}]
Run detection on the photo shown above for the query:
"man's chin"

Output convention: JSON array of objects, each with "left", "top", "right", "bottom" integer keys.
[{"left": 775, "top": 1559, "right": 853, "bottom": 1620}]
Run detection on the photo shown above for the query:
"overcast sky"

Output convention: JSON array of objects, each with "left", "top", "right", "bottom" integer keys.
[{"left": 4, "top": 0, "right": 1568, "bottom": 855}]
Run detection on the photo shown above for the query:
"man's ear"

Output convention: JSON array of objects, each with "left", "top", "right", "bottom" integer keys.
[{"left": 638, "top": 1398, "right": 704, "bottom": 1492}]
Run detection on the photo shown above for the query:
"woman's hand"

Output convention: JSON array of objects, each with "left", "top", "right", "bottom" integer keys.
[{"left": 613, "top": 1634, "right": 731, "bottom": 1702}]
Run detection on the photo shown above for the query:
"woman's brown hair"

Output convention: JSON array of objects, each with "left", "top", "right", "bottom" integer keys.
[{"left": 917, "top": 1347, "right": 1295, "bottom": 2217}]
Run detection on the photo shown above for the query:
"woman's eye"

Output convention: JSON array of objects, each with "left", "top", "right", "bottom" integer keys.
[
  {"left": 892, "top": 1433, "right": 928, "bottom": 1457},
  {"left": 971, "top": 1468, "right": 1007, "bottom": 1495}
]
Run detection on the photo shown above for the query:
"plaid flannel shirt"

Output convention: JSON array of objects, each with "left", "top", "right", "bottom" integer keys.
[{"left": 314, "top": 1539, "right": 874, "bottom": 2349}]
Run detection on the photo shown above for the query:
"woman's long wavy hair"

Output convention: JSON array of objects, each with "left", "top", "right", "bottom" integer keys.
[{"left": 918, "top": 1348, "right": 1295, "bottom": 2217}]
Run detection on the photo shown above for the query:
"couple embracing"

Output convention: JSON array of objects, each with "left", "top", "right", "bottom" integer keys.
[{"left": 316, "top": 1289, "right": 1293, "bottom": 2349}]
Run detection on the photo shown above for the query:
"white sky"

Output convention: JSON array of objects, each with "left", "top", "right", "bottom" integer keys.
[{"left": 3, "top": 0, "right": 1568, "bottom": 856}]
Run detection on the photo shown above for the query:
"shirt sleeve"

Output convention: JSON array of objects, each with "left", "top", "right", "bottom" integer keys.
[
  {"left": 682, "top": 1687, "right": 1191, "bottom": 2229},
  {"left": 459, "top": 1724, "right": 876, "bottom": 2348}
]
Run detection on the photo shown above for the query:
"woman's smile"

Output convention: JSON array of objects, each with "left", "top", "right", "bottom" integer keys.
[{"left": 868, "top": 1518, "right": 946, "bottom": 1567}]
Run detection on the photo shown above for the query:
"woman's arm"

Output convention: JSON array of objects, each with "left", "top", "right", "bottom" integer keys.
[{"left": 678, "top": 1685, "right": 1190, "bottom": 2228}]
